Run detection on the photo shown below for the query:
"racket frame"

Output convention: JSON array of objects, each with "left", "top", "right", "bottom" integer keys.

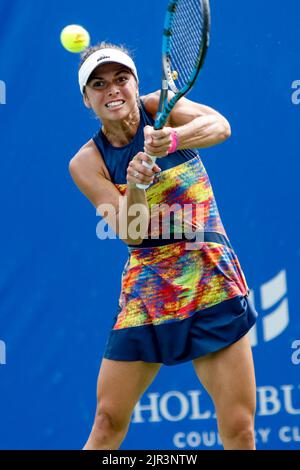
[
  {"left": 137, "top": 0, "right": 211, "bottom": 189},
  {"left": 154, "top": 0, "right": 211, "bottom": 130}
]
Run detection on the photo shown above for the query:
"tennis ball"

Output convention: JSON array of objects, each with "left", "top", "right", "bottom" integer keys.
[{"left": 60, "top": 24, "right": 90, "bottom": 53}]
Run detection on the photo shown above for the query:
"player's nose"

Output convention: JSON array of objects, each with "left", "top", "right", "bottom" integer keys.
[{"left": 108, "top": 84, "right": 120, "bottom": 96}]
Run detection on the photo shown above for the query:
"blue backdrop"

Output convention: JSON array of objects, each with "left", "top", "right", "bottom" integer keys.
[{"left": 0, "top": 0, "right": 300, "bottom": 450}]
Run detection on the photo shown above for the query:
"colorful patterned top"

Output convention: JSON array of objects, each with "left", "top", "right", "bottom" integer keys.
[{"left": 93, "top": 101, "right": 257, "bottom": 365}]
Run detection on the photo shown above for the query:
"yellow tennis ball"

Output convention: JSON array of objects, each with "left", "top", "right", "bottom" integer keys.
[{"left": 60, "top": 24, "right": 90, "bottom": 53}]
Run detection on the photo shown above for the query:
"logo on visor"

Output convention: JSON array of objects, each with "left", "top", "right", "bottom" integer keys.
[{"left": 97, "top": 55, "right": 111, "bottom": 62}]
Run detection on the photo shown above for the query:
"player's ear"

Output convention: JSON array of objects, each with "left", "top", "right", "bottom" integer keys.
[{"left": 83, "top": 90, "right": 91, "bottom": 109}]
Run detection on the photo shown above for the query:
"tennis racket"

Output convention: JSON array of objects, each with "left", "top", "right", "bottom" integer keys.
[{"left": 137, "top": 0, "right": 211, "bottom": 189}]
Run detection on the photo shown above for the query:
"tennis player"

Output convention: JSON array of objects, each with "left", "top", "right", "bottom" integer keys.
[{"left": 69, "top": 43, "right": 258, "bottom": 450}]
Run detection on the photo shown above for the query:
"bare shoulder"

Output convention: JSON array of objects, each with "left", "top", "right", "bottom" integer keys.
[
  {"left": 69, "top": 139, "right": 105, "bottom": 176},
  {"left": 69, "top": 139, "right": 119, "bottom": 209}
]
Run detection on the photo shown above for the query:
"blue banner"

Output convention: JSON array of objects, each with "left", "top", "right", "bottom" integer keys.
[{"left": 0, "top": 0, "right": 299, "bottom": 450}]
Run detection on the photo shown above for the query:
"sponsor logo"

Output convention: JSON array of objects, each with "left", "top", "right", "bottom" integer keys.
[
  {"left": 132, "top": 385, "right": 300, "bottom": 425},
  {"left": 172, "top": 426, "right": 300, "bottom": 449},
  {"left": 0, "top": 80, "right": 6, "bottom": 105},
  {"left": 0, "top": 340, "right": 6, "bottom": 365},
  {"left": 248, "top": 270, "right": 289, "bottom": 347},
  {"left": 97, "top": 55, "right": 111, "bottom": 62},
  {"left": 132, "top": 385, "right": 300, "bottom": 448},
  {"left": 291, "top": 80, "right": 300, "bottom": 105},
  {"left": 291, "top": 340, "right": 300, "bottom": 365}
]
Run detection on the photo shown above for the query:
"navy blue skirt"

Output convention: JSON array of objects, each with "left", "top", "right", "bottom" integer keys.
[{"left": 103, "top": 294, "right": 258, "bottom": 366}]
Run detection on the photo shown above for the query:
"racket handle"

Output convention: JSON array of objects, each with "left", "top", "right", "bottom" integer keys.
[{"left": 136, "top": 155, "right": 157, "bottom": 190}]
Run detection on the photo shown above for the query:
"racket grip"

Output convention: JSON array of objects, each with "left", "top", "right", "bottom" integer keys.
[{"left": 136, "top": 156, "right": 157, "bottom": 190}]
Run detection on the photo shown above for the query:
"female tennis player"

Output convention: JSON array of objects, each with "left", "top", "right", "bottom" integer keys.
[{"left": 69, "top": 43, "right": 258, "bottom": 450}]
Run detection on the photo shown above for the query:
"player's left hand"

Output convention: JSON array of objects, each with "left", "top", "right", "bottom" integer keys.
[{"left": 144, "top": 125, "right": 173, "bottom": 157}]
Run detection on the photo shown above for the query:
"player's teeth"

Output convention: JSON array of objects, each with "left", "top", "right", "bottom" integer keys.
[{"left": 107, "top": 101, "right": 124, "bottom": 108}]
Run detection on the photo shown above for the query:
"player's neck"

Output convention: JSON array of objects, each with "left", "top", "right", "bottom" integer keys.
[{"left": 102, "top": 106, "right": 140, "bottom": 147}]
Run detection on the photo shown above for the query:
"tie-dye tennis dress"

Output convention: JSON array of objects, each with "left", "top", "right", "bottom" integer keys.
[{"left": 93, "top": 102, "right": 258, "bottom": 366}]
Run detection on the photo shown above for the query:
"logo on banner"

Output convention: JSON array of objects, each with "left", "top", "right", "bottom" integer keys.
[
  {"left": 291, "top": 80, "right": 300, "bottom": 105},
  {"left": 132, "top": 384, "right": 300, "bottom": 448},
  {"left": 291, "top": 340, "right": 300, "bottom": 365},
  {"left": 0, "top": 340, "right": 6, "bottom": 365},
  {"left": 0, "top": 80, "right": 6, "bottom": 105},
  {"left": 248, "top": 270, "right": 289, "bottom": 347}
]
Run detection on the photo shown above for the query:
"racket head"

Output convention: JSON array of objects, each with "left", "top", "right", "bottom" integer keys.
[{"left": 162, "top": 0, "right": 211, "bottom": 96}]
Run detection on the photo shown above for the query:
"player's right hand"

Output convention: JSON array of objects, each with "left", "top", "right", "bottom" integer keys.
[
  {"left": 144, "top": 125, "right": 173, "bottom": 157},
  {"left": 126, "top": 152, "right": 161, "bottom": 187}
]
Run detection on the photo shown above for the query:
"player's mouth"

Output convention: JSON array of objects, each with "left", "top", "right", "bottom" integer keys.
[{"left": 105, "top": 100, "right": 125, "bottom": 110}]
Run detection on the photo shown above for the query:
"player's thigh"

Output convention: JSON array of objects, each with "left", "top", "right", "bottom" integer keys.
[
  {"left": 96, "top": 358, "right": 162, "bottom": 423},
  {"left": 192, "top": 334, "right": 256, "bottom": 414}
]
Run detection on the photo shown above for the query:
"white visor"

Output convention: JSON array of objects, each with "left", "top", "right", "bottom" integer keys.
[{"left": 78, "top": 48, "right": 139, "bottom": 94}]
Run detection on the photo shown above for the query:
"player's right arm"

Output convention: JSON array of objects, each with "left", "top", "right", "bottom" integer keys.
[{"left": 69, "top": 141, "right": 155, "bottom": 245}]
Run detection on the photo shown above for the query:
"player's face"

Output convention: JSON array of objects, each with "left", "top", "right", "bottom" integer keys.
[{"left": 84, "top": 63, "right": 138, "bottom": 120}]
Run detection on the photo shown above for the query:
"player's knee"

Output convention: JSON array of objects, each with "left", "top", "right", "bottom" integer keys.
[
  {"left": 93, "top": 407, "right": 130, "bottom": 437},
  {"left": 229, "top": 424, "right": 255, "bottom": 446},
  {"left": 237, "top": 426, "right": 255, "bottom": 447},
  {"left": 221, "top": 411, "right": 255, "bottom": 445}
]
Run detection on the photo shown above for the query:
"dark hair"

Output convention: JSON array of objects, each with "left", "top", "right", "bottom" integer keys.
[{"left": 79, "top": 42, "right": 134, "bottom": 70}]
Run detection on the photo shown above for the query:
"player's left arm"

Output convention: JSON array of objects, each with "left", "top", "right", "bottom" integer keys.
[{"left": 142, "top": 91, "right": 231, "bottom": 156}]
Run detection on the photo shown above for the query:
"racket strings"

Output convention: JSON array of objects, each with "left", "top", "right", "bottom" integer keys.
[{"left": 168, "top": 0, "right": 205, "bottom": 90}]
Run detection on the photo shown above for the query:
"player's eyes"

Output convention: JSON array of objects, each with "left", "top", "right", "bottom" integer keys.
[
  {"left": 116, "top": 76, "right": 129, "bottom": 84},
  {"left": 92, "top": 81, "right": 106, "bottom": 89},
  {"left": 89, "top": 75, "right": 129, "bottom": 89}
]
